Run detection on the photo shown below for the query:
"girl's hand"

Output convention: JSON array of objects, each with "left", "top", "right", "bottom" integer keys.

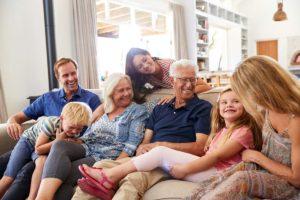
[
  {"left": 242, "top": 149, "right": 260, "bottom": 163},
  {"left": 169, "top": 164, "right": 188, "bottom": 179},
  {"left": 158, "top": 96, "right": 174, "bottom": 105}
]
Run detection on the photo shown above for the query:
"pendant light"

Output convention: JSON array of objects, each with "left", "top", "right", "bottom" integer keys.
[{"left": 273, "top": 0, "right": 287, "bottom": 21}]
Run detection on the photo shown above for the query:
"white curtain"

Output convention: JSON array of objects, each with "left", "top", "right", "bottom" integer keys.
[
  {"left": 171, "top": 3, "right": 189, "bottom": 59},
  {"left": 0, "top": 71, "right": 8, "bottom": 123},
  {"left": 73, "top": 0, "right": 99, "bottom": 89}
]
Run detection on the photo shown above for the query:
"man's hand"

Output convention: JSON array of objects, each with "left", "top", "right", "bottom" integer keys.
[
  {"left": 136, "top": 142, "right": 164, "bottom": 155},
  {"left": 6, "top": 122, "right": 23, "bottom": 140},
  {"left": 136, "top": 143, "right": 158, "bottom": 155},
  {"left": 6, "top": 112, "right": 31, "bottom": 140},
  {"left": 169, "top": 164, "right": 188, "bottom": 179}
]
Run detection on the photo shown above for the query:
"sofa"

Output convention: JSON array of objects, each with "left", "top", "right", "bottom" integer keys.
[{"left": 0, "top": 88, "right": 221, "bottom": 199}]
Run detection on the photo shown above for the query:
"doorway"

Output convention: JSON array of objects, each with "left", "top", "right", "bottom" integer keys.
[{"left": 256, "top": 40, "right": 278, "bottom": 60}]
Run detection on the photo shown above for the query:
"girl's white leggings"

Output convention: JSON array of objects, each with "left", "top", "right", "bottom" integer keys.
[{"left": 132, "top": 146, "right": 217, "bottom": 182}]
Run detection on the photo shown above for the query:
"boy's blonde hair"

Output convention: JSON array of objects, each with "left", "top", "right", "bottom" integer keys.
[
  {"left": 205, "top": 87, "right": 262, "bottom": 151},
  {"left": 61, "top": 102, "right": 92, "bottom": 127}
]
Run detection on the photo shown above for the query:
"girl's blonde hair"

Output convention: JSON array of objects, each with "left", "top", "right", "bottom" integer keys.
[
  {"left": 205, "top": 87, "right": 262, "bottom": 151},
  {"left": 103, "top": 73, "right": 133, "bottom": 113},
  {"left": 231, "top": 55, "right": 300, "bottom": 125},
  {"left": 61, "top": 102, "right": 92, "bottom": 126}
]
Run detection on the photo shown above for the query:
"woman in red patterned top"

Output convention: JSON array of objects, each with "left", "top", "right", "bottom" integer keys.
[{"left": 125, "top": 48, "right": 212, "bottom": 103}]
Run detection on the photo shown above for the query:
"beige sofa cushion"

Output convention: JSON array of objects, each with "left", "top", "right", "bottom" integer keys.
[
  {"left": 145, "top": 87, "right": 221, "bottom": 105},
  {"left": 143, "top": 180, "right": 198, "bottom": 200},
  {"left": 0, "top": 87, "right": 221, "bottom": 199},
  {"left": 0, "top": 122, "right": 34, "bottom": 154}
]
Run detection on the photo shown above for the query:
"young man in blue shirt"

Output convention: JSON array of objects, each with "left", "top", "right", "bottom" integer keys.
[{"left": 0, "top": 58, "right": 101, "bottom": 200}]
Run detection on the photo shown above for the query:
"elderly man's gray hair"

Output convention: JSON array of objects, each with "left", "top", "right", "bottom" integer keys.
[{"left": 169, "top": 59, "right": 198, "bottom": 77}]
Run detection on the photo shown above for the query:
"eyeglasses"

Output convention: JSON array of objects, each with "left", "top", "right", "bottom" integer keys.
[{"left": 174, "top": 77, "right": 198, "bottom": 85}]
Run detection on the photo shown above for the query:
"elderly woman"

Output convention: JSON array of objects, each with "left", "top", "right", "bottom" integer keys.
[{"left": 35, "top": 73, "right": 148, "bottom": 200}]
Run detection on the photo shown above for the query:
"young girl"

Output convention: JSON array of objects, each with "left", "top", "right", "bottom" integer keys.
[
  {"left": 190, "top": 55, "right": 300, "bottom": 200},
  {"left": 77, "top": 87, "right": 262, "bottom": 200},
  {"left": 0, "top": 102, "right": 92, "bottom": 200}
]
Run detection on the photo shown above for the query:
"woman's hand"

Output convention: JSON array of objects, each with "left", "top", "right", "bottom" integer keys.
[
  {"left": 65, "top": 138, "right": 83, "bottom": 144},
  {"left": 242, "top": 149, "right": 261, "bottom": 163},
  {"left": 157, "top": 96, "right": 174, "bottom": 105},
  {"left": 169, "top": 164, "right": 188, "bottom": 179}
]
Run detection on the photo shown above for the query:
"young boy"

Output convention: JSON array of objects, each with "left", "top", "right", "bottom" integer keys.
[{"left": 0, "top": 102, "right": 92, "bottom": 200}]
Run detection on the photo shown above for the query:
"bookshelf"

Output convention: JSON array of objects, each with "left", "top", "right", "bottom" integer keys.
[
  {"left": 195, "top": 0, "right": 248, "bottom": 70},
  {"left": 241, "top": 28, "right": 248, "bottom": 59},
  {"left": 196, "top": 13, "right": 209, "bottom": 71}
]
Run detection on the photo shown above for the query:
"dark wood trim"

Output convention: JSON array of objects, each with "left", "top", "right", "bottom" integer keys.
[{"left": 43, "top": 0, "right": 58, "bottom": 90}]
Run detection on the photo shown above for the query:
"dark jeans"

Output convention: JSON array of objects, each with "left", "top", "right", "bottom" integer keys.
[
  {"left": 0, "top": 151, "right": 11, "bottom": 177},
  {"left": 0, "top": 150, "right": 34, "bottom": 200}
]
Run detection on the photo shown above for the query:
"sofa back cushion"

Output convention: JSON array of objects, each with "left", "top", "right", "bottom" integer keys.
[{"left": 87, "top": 87, "right": 221, "bottom": 105}]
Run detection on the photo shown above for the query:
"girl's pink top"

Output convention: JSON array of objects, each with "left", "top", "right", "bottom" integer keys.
[{"left": 206, "top": 126, "right": 254, "bottom": 171}]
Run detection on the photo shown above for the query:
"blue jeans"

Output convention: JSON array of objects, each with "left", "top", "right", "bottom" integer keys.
[
  {"left": 0, "top": 142, "right": 35, "bottom": 200},
  {"left": 2, "top": 161, "right": 34, "bottom": 200},
  {"left": 0, "top": 151, "right": 11, "bottom": 178},
  {"left": 4, "top": 137, "right": 34, "bottom": 178}
]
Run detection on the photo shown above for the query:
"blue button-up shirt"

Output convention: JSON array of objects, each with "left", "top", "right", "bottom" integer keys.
[
  {"left": 146, "top": 95, "right": 212, "bottom": 143},
  {"left": 81, "top": 103, "right": 148, "bottom": 161},
  {"left": 23, "top": 86, "right": 101, "bottom": 120}
]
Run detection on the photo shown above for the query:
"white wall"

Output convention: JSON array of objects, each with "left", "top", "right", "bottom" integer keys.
[
  {"left": 227, "top": 27, "right": 241, "bottom": 70},
  {"left": 53, "top": 0, "right": 75, "bottom": 59},
  {"left": 237, "top": 0, "right": 300, "bottom": 68},
  {"left": 0, "top": 0, "right": 75, "bottom": 116},
  {"left": 0, "top": 0, "right": 48, "bottom": 116}
]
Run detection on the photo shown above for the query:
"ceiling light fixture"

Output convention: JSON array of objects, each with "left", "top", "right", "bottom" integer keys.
[{"left": 273, "top": 0, "right": 287, "bottom": 21}]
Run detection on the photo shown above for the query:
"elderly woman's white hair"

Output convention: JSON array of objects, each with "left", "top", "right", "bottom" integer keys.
[
  {"left": 169, "top": 59, "right": 198, "bottom": 77},
  {"left": 103, "top": 73, "right": 133, "bottom": 113}
]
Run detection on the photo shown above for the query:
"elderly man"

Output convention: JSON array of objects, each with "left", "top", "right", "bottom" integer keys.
[
  {"left": 72, "top": 59, "right": 212, "bottom": 200},
  {"left": 0, "top": 58, "right": 100, "bottom": 200}
]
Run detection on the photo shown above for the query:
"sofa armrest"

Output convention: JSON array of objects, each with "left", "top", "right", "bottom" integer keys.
[{"left": 0, "top": 122, "right": 35, "bottom": 154}]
